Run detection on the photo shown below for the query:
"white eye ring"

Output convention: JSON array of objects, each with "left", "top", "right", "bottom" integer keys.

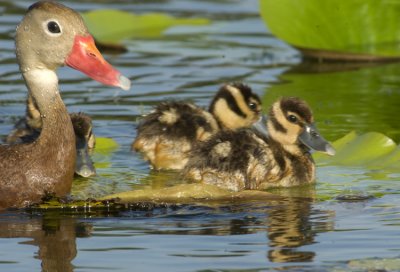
[{"left": 43, "top": 19, "right": 62, "bottom": 37}]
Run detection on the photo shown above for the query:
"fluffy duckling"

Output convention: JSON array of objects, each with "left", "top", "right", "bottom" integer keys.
[
  {"left": 132, "top": 83, "right": 262, "bottom": 170},
  {"left": 6, "top": 96, "right": 96, "bottom": 178},
  {"left": 183, "top": 97, "right": 335, "bottom": 191}
]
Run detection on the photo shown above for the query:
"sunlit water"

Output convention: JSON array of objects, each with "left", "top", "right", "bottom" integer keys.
[{"left": 1, "top": 0, "right": 400, "bottom": 271}]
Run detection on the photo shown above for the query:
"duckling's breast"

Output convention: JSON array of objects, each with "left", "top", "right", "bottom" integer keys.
[{"left": 183, "top": 129, "right": 316, "bottom": 191}]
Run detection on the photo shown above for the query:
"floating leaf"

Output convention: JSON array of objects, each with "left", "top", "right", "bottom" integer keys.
[
  {"left": 29, "top": 197, "right": 128, "bottom": 212},
  {"left": 94, "top": 137, "right": 119, "bottom": 155},
  {"left": 315, "top": 131, "right": 396, "bottom": 165},
  {"left": 82, "top": 10, "right": 210, "bottom": 43},
  {"left": 101, "top": 184, "right": 281, "bottom": 204},
  {"left": 314, "top": 130, "right": 400, "bottom": 172},
  {"left": 259, "top": 0, "right": 400, "bottom": 59},
  {"left": 348, "top": 257, "right": 400, "bottom": 271},
  {"left": 90, "top": 137, "right": 119, "bottom": 169},
  {"left": 367, "top": 144, "right": 400, "bottom": 170}
]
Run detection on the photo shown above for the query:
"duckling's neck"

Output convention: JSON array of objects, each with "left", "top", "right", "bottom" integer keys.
[{"left": 266, "top": 121, "right": 306, "bottom": 156}]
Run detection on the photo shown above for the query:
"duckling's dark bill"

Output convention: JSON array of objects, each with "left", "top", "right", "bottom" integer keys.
[
  {"left": 252, "top": 114, "right": 269, "bottom": 137},
  {"left": 299, "top": 123, "right": 335, "bottom": 156},
  {"left": 75, "top": 139, "right": 96, "bottom": 178}
]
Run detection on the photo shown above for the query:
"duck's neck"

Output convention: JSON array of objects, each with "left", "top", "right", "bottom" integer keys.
[
  {"left": 22, "top": 69, "right": 75, "bottom": 150},
  {"left": 23, "top": 69, "right": 61, "bottom": 115}
]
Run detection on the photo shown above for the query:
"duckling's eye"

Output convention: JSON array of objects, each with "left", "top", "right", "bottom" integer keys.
[
  {"left": 47, "top": 21, "right": 61, "bottom": 33},
  {"left": 248, "top": 102, "right": 258, "bottom": 111},
  {"left": 288, "top": 115, "right": 298, "bottom": 123}
]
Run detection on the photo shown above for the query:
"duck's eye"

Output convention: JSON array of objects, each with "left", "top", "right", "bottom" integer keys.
[
  {"left": 288, "top": 115, "right": 298, "bottom": 123},
  {"left": 248, "top": 102, "right": 258, "bottom": 111},
  {"left": 47, "top": 21, "right": 61, "bottom": 34}
]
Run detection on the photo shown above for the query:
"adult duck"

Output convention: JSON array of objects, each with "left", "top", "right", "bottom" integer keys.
[
  {"left": 6, "top": 96, "right": 97, "bottom": 178},
  {"left": 0, "top": 1, "right": 130, "bottom": 209}
]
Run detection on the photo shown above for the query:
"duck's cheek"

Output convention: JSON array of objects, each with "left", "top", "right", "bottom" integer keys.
[{"left": 65, "top": 35, "right": 131, "bottom": 91}]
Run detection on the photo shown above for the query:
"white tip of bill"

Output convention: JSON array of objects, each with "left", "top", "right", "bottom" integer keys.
[{"left": 119, "top": 75, "right": 131, "bottom": 91}]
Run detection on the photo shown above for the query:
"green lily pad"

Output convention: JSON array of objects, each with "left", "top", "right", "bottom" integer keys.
[
  {"left": 314, "top": 130, "right": 400, "bottom": 172},
  {"left": 259, "top": 0, "right": 400, "bottom": 58},
  {"left": 347, "top": 257, "right": 400, "bottom": 271},
  {"left": 82, "top": 10, "right": 210, "bottom": 43},
  {"left": 101, "top": 183, "right": 281, "bottom": 204},
  {"left": 91, "top": 137, "right": 119, "bottom": 169},
  {"left": 315, "top": 131, "right": 397, "bottom": 166},
  {"left": 94, "top": 137, "right": 119, "bottom": 156}
]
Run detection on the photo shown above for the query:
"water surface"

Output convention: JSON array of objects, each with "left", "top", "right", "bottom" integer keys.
[{"left": 0, "top": 1, "right": 400, "bottom": 271}]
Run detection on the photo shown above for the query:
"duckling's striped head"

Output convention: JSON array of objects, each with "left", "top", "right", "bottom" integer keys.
[
  {"left": 209, "top": 83, "right": 262, "bottom": 129},
  {"left": 70, "top": 112, "right": 94, "bottom": 143},
  {"left": 267, "top": 97, "right": 335, "bottom": 155}
]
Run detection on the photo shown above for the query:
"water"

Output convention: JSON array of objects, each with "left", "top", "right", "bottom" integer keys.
[{"left": 1, "top": 0, "right": 400, "bottom": 271}]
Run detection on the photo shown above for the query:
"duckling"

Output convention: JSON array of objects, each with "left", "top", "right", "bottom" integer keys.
[
  {"left": 6, "top": 95, "right": 96, "bottom": 178},
  {"left": 132, "top": 83, "right": 262, "bottom": 170},
  {"left": 70, "top": 112, "right": 96, "bottom": 178},
  {"left": 183, "top": 97, "right": 335, "bottom": 191}
]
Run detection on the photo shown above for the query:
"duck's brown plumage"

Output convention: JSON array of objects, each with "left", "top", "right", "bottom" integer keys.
[
  {"left": 6, "top": 97, "right": 96, "bottom": 178},
  {"left": 132, "top": 83, "right": 262, "bottom": 170},
  {"left": 183, "top": 97, "right": 335, "bottom": 191},
  {"left": 6, "top": 96, "right": 95, "bottom": 149},
  {"left": 0, "top": 1, "right": 129, "bottom": 209}
]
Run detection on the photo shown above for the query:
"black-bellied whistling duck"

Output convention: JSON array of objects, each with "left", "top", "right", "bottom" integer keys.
[
  {"left": 0, "top": 1, "right": 130, "bottom": 209},
  {"left": 183, "top": 97, "right": 335, "bottom": 191},
  {"left": 132, "top": 83, "right": 262, "bottom": 170}
]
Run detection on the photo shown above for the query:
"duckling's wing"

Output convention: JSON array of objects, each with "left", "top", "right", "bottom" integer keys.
[{"left": 184, "top": 129, "right": 267, "bottom": 191}]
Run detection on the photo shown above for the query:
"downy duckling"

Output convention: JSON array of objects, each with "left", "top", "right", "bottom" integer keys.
[
  {"left": 183, "top": 97, "right": 335, "bottom": 191},
  {"left": 132, "top": 83, "right": 262, "bottom": 170},
  {"left": 6, "top": 95, "right": 96, "bottom": 178}
]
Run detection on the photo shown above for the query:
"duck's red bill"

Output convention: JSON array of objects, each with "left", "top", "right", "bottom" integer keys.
[{"left": 65, "top": 35, "right": 131, "bottom": 91}]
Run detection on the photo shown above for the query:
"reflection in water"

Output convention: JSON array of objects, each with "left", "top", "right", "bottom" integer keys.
[
  {"left": 0, "top": 213, "right": 92, "bottom": 272},
  {"left": 267, "top": 198, "right": 321, "bottom": 262},
  {"left": 0, "top": 193, "right": 335, "bottom": 270},
  {"left": 122, "top": 188, "right": 334, "bottom": 264}
]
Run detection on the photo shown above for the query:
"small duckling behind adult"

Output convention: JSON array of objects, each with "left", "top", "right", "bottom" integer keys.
[
  {"left": 183, "top": 97, "right": 335, "bottom": 191},
  {"left": 6, "top": 95, "right": 96, "bottom": 178},
  {"left": 132, "top": 83, "right": 262, "bottom": 170}
]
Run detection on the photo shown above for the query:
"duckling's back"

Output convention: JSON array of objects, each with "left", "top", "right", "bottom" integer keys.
[
  {"left": 132, "top": 101, "right": 219, "bottom": 170},
  {"left": 183, "top": 129, "right": 274, "bottom": 191},
  {"left": 183, "top": 128, "right": 315, "bottom": 191},
  {"left": 182, "top": 97, "right": 334, "bottom": 191},
  {"left": 133, "top": 83, "right": 262, "bottom": 170}
]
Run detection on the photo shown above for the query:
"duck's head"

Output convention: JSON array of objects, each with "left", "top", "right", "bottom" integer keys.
[
  {"left": 209, "top": 83, "right": 262, "bottom": 129},
  {"left": 70, "top": 112, "right": 96, "bottom": 178},
  {"left": 15, "top": 1, "right": 130, "bottom": 90},
  {"left": 266, "top": 97, "right": 335, "bottom": 156}
]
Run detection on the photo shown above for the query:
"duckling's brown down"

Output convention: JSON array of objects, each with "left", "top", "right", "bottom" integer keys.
[
  {"left": 133, "top": 83, "right": 262, "bottom": 170},
  {"left": 183, "top": 97, "right": 335, "bottom": 191}
]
